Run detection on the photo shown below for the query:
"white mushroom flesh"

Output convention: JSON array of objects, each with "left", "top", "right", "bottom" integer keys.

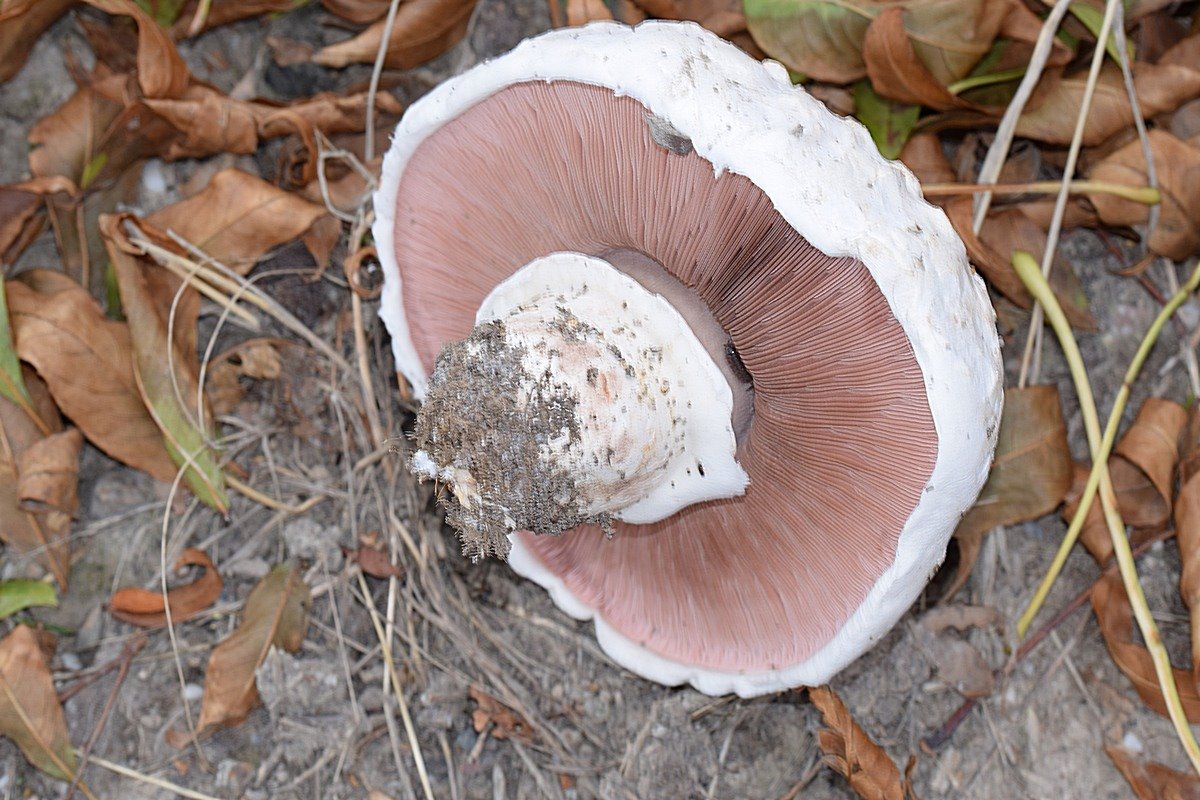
[{"left": 412, "top": 252, "right": 748, "bottom": 559}]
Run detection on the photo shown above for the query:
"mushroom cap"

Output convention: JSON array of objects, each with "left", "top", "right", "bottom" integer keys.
[{"left": 374, "top": 21, "right": 1003, "bottom": 696}]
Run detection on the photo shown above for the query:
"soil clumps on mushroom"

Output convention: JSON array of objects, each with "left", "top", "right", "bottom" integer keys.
[{"left": 414, "top": 320, "right": 610, "bottom": 559}]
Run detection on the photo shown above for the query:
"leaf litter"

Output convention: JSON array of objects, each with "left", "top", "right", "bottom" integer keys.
[{"left": 4, "top": 0, "right": 1200, "bottom": 797}]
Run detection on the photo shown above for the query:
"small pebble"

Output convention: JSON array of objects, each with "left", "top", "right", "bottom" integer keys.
[{"left": 184, "top": 683, "right": 204, "bottom": 702}]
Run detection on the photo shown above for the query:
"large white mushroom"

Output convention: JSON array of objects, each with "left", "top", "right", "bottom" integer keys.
[{"left": 373, "top": 21, "right": 1003, "bottom": 697}]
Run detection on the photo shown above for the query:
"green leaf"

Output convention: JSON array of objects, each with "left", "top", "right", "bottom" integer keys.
[
  {"left": 852, "top": 79, "right": 919, "bottom": 159},
  {"left": 745, "top": 0, "right": 875, "bottom": 84},
  {"left": 0, "top": 281, "right": 35, "bottom": 412},
  {"left": 79, "top": 152, "right": 108, "bottom": 190},
  {"left": 0, "top": 580, "right": 58, "bottom": 621}
]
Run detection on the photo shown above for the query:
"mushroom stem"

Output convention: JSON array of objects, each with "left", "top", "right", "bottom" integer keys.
[{"left": 412, "top": 252, "right": 749, "bottom": 559}]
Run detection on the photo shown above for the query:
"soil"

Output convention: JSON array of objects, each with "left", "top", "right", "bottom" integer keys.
[{"left": 2, "top": 3, "right": 1199, "bottom": 800}]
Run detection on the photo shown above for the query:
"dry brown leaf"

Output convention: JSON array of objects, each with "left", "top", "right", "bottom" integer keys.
[
  {"left": 109, "top": 548, "right": 223, "bottom": 629},
  {"left": 566, "top": 0, "right": 613, "bottom": 24},
  {"left": 143, "top": 87, "right": 401, "bottom": 162},
  {"left": 978, "top": 208, "right": 1095, "bottom": 330},
  {"left": 6, "top": 269, "right": 179, "bottom": 485},
  {"left": 170, "top": 0, "right": 299, "bottom": 37},
  {"left": 1088, "top": 129, "right": 1200, "bottom": 261},
  {"left": 1093, "top": 571, "right": 1200, "bottom": 721},
  {"left": 1065, "top": 397, "right": 1187, "bottom": 564},
  {"left": 142, "top": 84, "right": 262, "bottom": 159},
  {"left": 945, "top": 198, "right": 1094, "bottom": 329},
  {"left": 17, "top": 428, "right": 82, "bottom": 516},
  {"left": 320, "top": 0, "right": 392, "bottom": 24},
  {"left": 920, "top": 604, "right": 1000, "bottom": 634},
  {"left": 469, "top": 685, "right": 535, "bottom": 742},
  {"left": 1016, "top": 63, "right": 1200, "bottom": 146},
  {"left": 0, "top": 0, "right": 76, "bottom": 83},
  {"left": 102, "top": 214, "right": 228, "bottom": 512},
  {"left": 207, "top": 339, "right": 284, "bottom": 415},
  {"left": 632, "top": 0, "right": 744, "bottom": 37},
  {"left": 1105, "top": 745, "right": 1200, "bottom": 800},
  {"left": 862, "top": 7, "right": 982, "bottom": 111},
  {"left": 346, "top": 544, "right": 405, "bottom": 580},
  {"left": 0, "top": 369, "right": 71, "bottom": 588},
  {"left": 898, "top": 132, "right": 955, "bottom": 191},
  {"left": 0, "top": 178, "right": 76, "bottom": 266},
  {"left": 193, "top": 564, "right": 309, "bottom": 733},
  {"left": 948, "top": 385, "right": 1073, "bottom": 598},
  {"left": 313, "top": 0, "right": 477, "bottom": 69},
  {"left": 81, "top": 0, "right": 190, "bottom": 99},
  {"left": 0, "top": 625, "right": 79, "bottom": 783},
  {"left": 809, "top": 685, "right": 903, "bottom": 800},
  {"left": 147, "top": 169, "right": 332, "bottom": 274},
  {"left": 930, "top": 636, "right": 994, "bottom": 698},
  {"left": 1175, "top": 409, "right": 1200, "bottom": 690}
]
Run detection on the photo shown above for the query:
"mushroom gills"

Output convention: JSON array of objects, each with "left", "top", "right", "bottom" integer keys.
[{"left": 411, "top": 251, "right": 749, "bottom": 560}]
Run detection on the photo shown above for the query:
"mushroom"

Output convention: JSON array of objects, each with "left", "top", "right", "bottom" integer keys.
[{"left": 373, "top": 21, "right": 1003, "bottom": 696}]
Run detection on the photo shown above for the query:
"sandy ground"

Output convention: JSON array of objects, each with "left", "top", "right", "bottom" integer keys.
[{"left": 2, "top": 3, "right": 1199, "bottom": 799}]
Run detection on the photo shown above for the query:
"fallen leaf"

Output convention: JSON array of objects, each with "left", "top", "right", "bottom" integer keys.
[
  {"left": 809, "top": 685, "right": 903, "bottom": 800},
  {"left": 6, "top": 269, "right": 179, "bottom": 484},
  {"left": 102, "top": 214, "right": 229, "bottom": 512},
  {"left": 0, "top": 368, "right": 71, "bottom": 588},
  {"left": 1106, "top": 744, "right": 1200, "bottom": 800},
  {"left": 945, "top": 198, "right": 1095, "bottom": 329},
  {"left": 469, "top": 685, "right": 534, "bottom": 742},
  {"left": 0, "top": 580, "right": 58, "bottom": 621},
  {"left": 852, "top": 79, "right": 919, "bottom": 158},
  {"left": 0, "top": 625, "right": 79, "bottom": 782},
  {"left": 930, "top": 636, "right": 994, "bottom": 698},
  {"left": 82, "top": 0, "right": 190, "bottom": 99},
  {"left": 630, "top": 0, "right": 744, "bottom": 37},
  {"left": 1088, "top": 129, "right": 1200, "bottom": 261},
  {"left": 1065, "top": 397, "right": 1187, "bottom": 564},
  {"left": 1016, "top": 63, "right": 1200, "bottom": 146},
  {"left": 744, "top": 0, "right": 870, "bottom": 83},
  {"left": 947, "top": 385, "right": 1073, "bottom": 597},
  {"left": 346, "top": 544, "right": 405, "bottom": 580},
  {"left": 147, "top": 169, "right": 332, "bottom": 274},
  {"left": 17, "top": 428, "right": 82, "bottom": 515},
  {"left": 109, "top": 548, "right": 223, "bottom": 628},
  {"left": 899, "top": 132, "right": 956, "bottom": 189},
  {"left": 170, "top": 0, "right": 300, "bottom": 37},
  {"left": 0, "top": 0, "right": 76, "bottom": 83},
  {"left": 313, "top": 0, "right": 477, "bottom": 69},
  {"left": 978, "top": 208, "right": 1095, "bottom": 330},
  {"left": 0, "top": 177, "right": 76, "bottom": 265},
  {"left": 320, "top": 0, "right": 391, "bottom": 24},
  {"left": 566, "top": 0, "right": 612, "bottom": 24},
  {"left": 862, "top": 6, "right": 986, "bottom": 110},
  {"left": 192, "top": 564, "right": 309, "bottom": 733},
  {"left": 747, "top": 0, "right": 1005, "bottom": 88},
  {"left": 1175, "top": 409, "right": 1200, "bottom": 689},
  {"left": 919, "top": 604, "right": 1001, "bottom": 634},
  {"left": 207, "top": 339, "right": 284, "bottom": 416},
  {"left": 1093, "top": 571, "right": 1200, "bottom": 721}
]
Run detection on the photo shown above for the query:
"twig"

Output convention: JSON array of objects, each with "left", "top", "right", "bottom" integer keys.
[
  {"left": 84, "top": 754, "right": 222, "bottom": 800},
  {"left": 365, "top": 0, "right": 404, "bottom": 161},
  {"left": 354, "top": 570, "right": 436, "bottom": 800},
  {"left": 65, "top": 636, "right": 145, "bottom": 800},
  {"left": 1010, "top": 251, "right": 1200, "bottom": 774},
  {"left": 223, "top": 473, "right": 325, "bottom": 514},
  {"left": 1016, "top": 253, "right": 1200, "bottom": 634},
  {"left": 922, "top": 180, "right": 1158, "bottom": 204},
  {"left": 923, "top": 529, "right": 1173, "bottom": 750},
  {"left": 1017, "top": 0, "right": 1121, "bottom": 388},
  {"left": 970, "top": 0, "right": 1074, "bottom": 232}
]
